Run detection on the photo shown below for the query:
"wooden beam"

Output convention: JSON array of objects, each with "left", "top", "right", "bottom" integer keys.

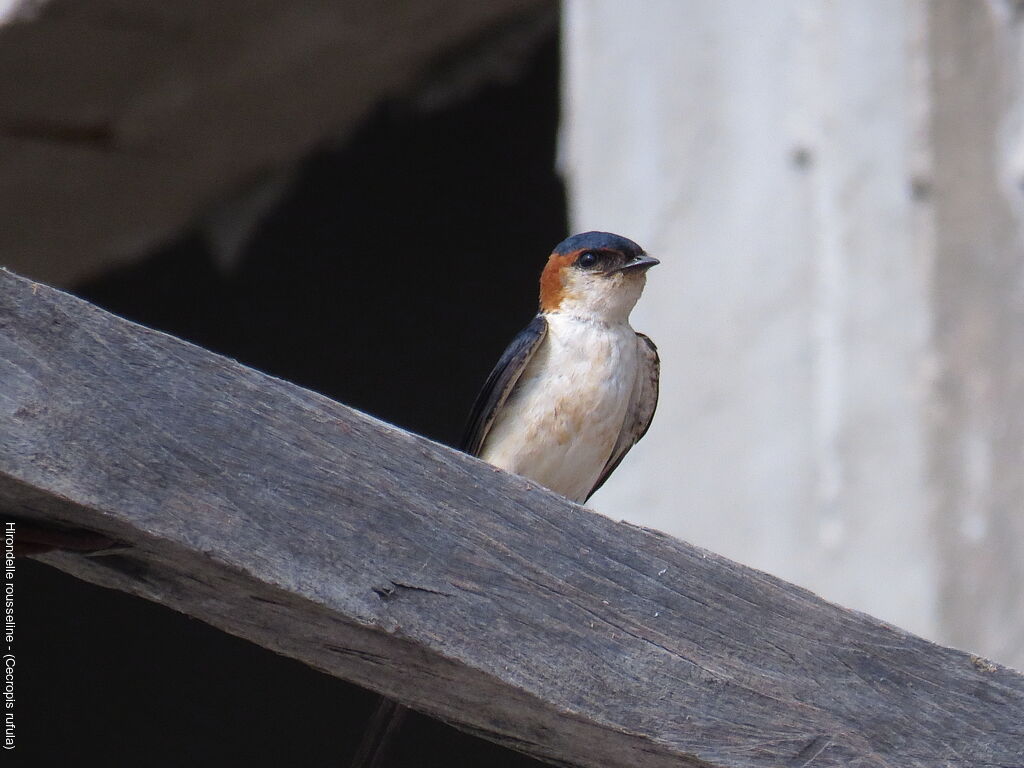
[{"left": 1, "top": 268, "right": 1022, "bottom": 768}]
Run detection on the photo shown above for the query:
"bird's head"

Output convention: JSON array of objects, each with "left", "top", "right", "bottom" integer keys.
[{"left": 539, "top": 231, "right": 658, "bottom": 322}]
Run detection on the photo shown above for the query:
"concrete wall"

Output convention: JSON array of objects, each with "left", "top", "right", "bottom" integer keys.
[{"left": 562, "top": 0, "right": 1023, "bottom": 669}]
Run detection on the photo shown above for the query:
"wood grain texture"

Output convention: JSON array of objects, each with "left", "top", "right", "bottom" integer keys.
[{"left": 1, "top": 269, "right": 1022, "bottom": 768}]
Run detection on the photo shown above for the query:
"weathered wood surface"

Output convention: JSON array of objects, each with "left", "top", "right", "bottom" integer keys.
[{"left": 1, "top": 268, "right": 1022, "bottom": 768}]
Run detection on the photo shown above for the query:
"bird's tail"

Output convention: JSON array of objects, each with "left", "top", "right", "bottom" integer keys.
[{"left": 349, "top": 698, "right": 408, "bottom": 768}]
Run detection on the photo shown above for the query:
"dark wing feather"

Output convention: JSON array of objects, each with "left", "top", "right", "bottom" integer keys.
[
  {"left": 586, "top": 332, "right": 660, "bottom": 500},
  {"left": 461, "top": 315, "right": 548, "bottom": 457}
]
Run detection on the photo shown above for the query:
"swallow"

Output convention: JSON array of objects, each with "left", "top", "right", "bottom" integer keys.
[
  {"left": 352, "top": 232, "right": 661, "bottom": 768},
  {"left": 463, "top": 231, "right": 659, "bottom": 502}
]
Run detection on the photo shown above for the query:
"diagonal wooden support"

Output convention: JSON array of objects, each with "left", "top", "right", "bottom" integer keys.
[{"left": 1, "top": 268, "right": 1022, "bottom": 768}]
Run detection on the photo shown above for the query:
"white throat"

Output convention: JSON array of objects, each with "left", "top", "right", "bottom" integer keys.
[{"left": 553, "top": 270, "right": 647, "bottom": 325}]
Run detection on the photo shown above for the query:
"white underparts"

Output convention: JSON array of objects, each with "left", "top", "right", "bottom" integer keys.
[{"left": 480, "top": 311, "right": 641, "bottom": 503}]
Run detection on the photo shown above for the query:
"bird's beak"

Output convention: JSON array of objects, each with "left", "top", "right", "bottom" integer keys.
[{"left": 609, "top": 254, "right": 660, "bottom": 274}]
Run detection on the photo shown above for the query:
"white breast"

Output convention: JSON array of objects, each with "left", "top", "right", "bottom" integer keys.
[{"left": 480, "top": 313, "right": 639, "bottom": 503}]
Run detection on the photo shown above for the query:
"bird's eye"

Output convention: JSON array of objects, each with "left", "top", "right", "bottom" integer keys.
[{"left": 577, "top": 251, "right": 600, "bottom": 268}]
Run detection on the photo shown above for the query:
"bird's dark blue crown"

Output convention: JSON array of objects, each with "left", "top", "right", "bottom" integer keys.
[{"left": 552, "top": 231, "right": 644, "bottom": 257}]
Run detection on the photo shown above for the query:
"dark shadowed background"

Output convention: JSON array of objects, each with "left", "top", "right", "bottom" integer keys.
[{"left": 19, "top": 25, "right": 565, "bottom": 768}]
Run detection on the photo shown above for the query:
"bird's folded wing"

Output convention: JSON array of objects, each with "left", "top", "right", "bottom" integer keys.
[
  {"left": 461, "top": 314, "right": 548, "bottom": 457},
  {"left": 586, "top": 332, "right": 660, "bottom": 500}
]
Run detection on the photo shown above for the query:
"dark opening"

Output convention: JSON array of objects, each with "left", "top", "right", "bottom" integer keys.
[{"left": 22, "top": 31, "right": 566, "bottom": 768}]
